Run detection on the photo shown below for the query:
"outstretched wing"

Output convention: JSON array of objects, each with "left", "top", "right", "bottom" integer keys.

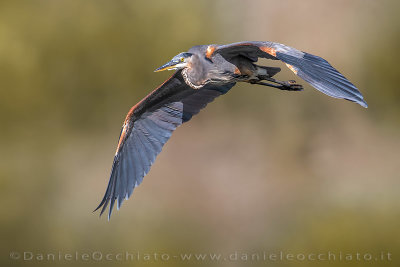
[
  {"left": 210, "top": 41, "right": 367, "bottom": 107},
  {"left": 95, "top": 70, "right": 235, "bottom": 219}
]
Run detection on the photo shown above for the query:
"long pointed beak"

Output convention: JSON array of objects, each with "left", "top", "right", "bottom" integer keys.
[{"left": 154, "top": 60, "right": 178, "bottom": 72}]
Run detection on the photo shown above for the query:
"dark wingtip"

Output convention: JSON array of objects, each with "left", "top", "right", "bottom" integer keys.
[
  {"left": 345, "top": 97, "right": 368, "bottom": 108},
  {"left": 96, "top": 198, "right": 110, "bottom": 218},
  {"left": 107, "top": 197, "right": 116, "bottom": 220},
  {"left": 360, "top": 100, "right": 368, "bottom": 108},
  {"left": 350, "top": 96, "right": 368, "bottom": 108},
  {"left": 93, "top": 197, "right": 115, "bottom": 220},
  {"left": 93, "top": 200, "right": 105, "bottom": 213}
]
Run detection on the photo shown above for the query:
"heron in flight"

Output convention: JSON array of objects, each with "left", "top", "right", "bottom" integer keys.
[{"left": 95, "top": 41, "right": 367, "bottom": 219}]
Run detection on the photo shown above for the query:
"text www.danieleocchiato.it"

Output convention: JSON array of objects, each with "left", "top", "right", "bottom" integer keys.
[{"left": 9, "top": 251, "right": 392, "bottom": 263}]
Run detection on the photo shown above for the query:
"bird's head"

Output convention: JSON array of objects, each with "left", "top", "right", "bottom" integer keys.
[{"left": 154, "top": 52, "right": 193, "bottom": 72}]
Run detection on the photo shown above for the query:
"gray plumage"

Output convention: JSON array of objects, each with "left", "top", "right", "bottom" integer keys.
[{"left": 95, "top": 41, "right": 367, "bottom": 219}]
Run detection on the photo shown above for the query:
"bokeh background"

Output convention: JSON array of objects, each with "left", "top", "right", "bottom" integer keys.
[{"left": 1, "top": 0, "right": 399, "bottom": 266}]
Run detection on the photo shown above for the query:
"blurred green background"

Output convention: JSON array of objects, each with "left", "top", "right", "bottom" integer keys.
[{"left": 1, "top": 0, "right": 399, "bottom": 266}]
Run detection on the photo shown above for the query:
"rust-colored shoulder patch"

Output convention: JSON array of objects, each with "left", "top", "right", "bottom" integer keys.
[
  {"left": 114, "top": 72, "right": 178, "bottom": 155},
  {"left": 127, "top": 72, "right": 176, "bottom": 116},
  {"left": 234, "top": 67, "right": 241, "bottom": 75},
  {"left": 115, "top": 121, "right": 129, "bottom": 155},
  {"left": 206, "top": 45, "right": 216, "bottom": 59},
  {"left": 259, "top": 46, "right": 277, "bottom": 57},
  {"left": 285, "top": 63, "right": 298, "bottom": 75}
]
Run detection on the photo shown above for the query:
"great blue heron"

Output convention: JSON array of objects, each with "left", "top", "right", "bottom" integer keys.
[{"left": 95, "top": 41, "right": 367, "bottom": 219}]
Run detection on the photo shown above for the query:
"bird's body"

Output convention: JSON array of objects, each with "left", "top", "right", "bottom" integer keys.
[
  {"left": 180, "top": 44, "right": 282, "bottom": 87},
  {"left": 95, "top": 41, "right": 367, "bottom": 219}
]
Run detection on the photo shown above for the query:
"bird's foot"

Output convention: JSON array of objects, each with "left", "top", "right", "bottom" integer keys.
[
  {"left": 263, "top": 77, "right": 303, "bottom": 91},
  {"left": 248, "top": 78, "right": 303, "bottom": 91},
  {"left": 281, "top": 81, "right": 303, "bottom": 91}
]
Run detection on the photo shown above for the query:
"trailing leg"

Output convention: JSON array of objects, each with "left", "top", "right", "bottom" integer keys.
[{"left": 248, "top": 79, "right": 303, "bottom": 91}]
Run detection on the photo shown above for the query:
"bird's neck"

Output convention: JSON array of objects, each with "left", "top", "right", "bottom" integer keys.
[
  {"left": 182, "top": 55, "right": 207, "bottom": 89},
  {"left": 182, "top": 68, "right": 203, "bottom": 89}
]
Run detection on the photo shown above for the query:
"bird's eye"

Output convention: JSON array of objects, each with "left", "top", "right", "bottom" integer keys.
[{"left": 180, "top": 57, "right": 184, "bottom": 62}]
